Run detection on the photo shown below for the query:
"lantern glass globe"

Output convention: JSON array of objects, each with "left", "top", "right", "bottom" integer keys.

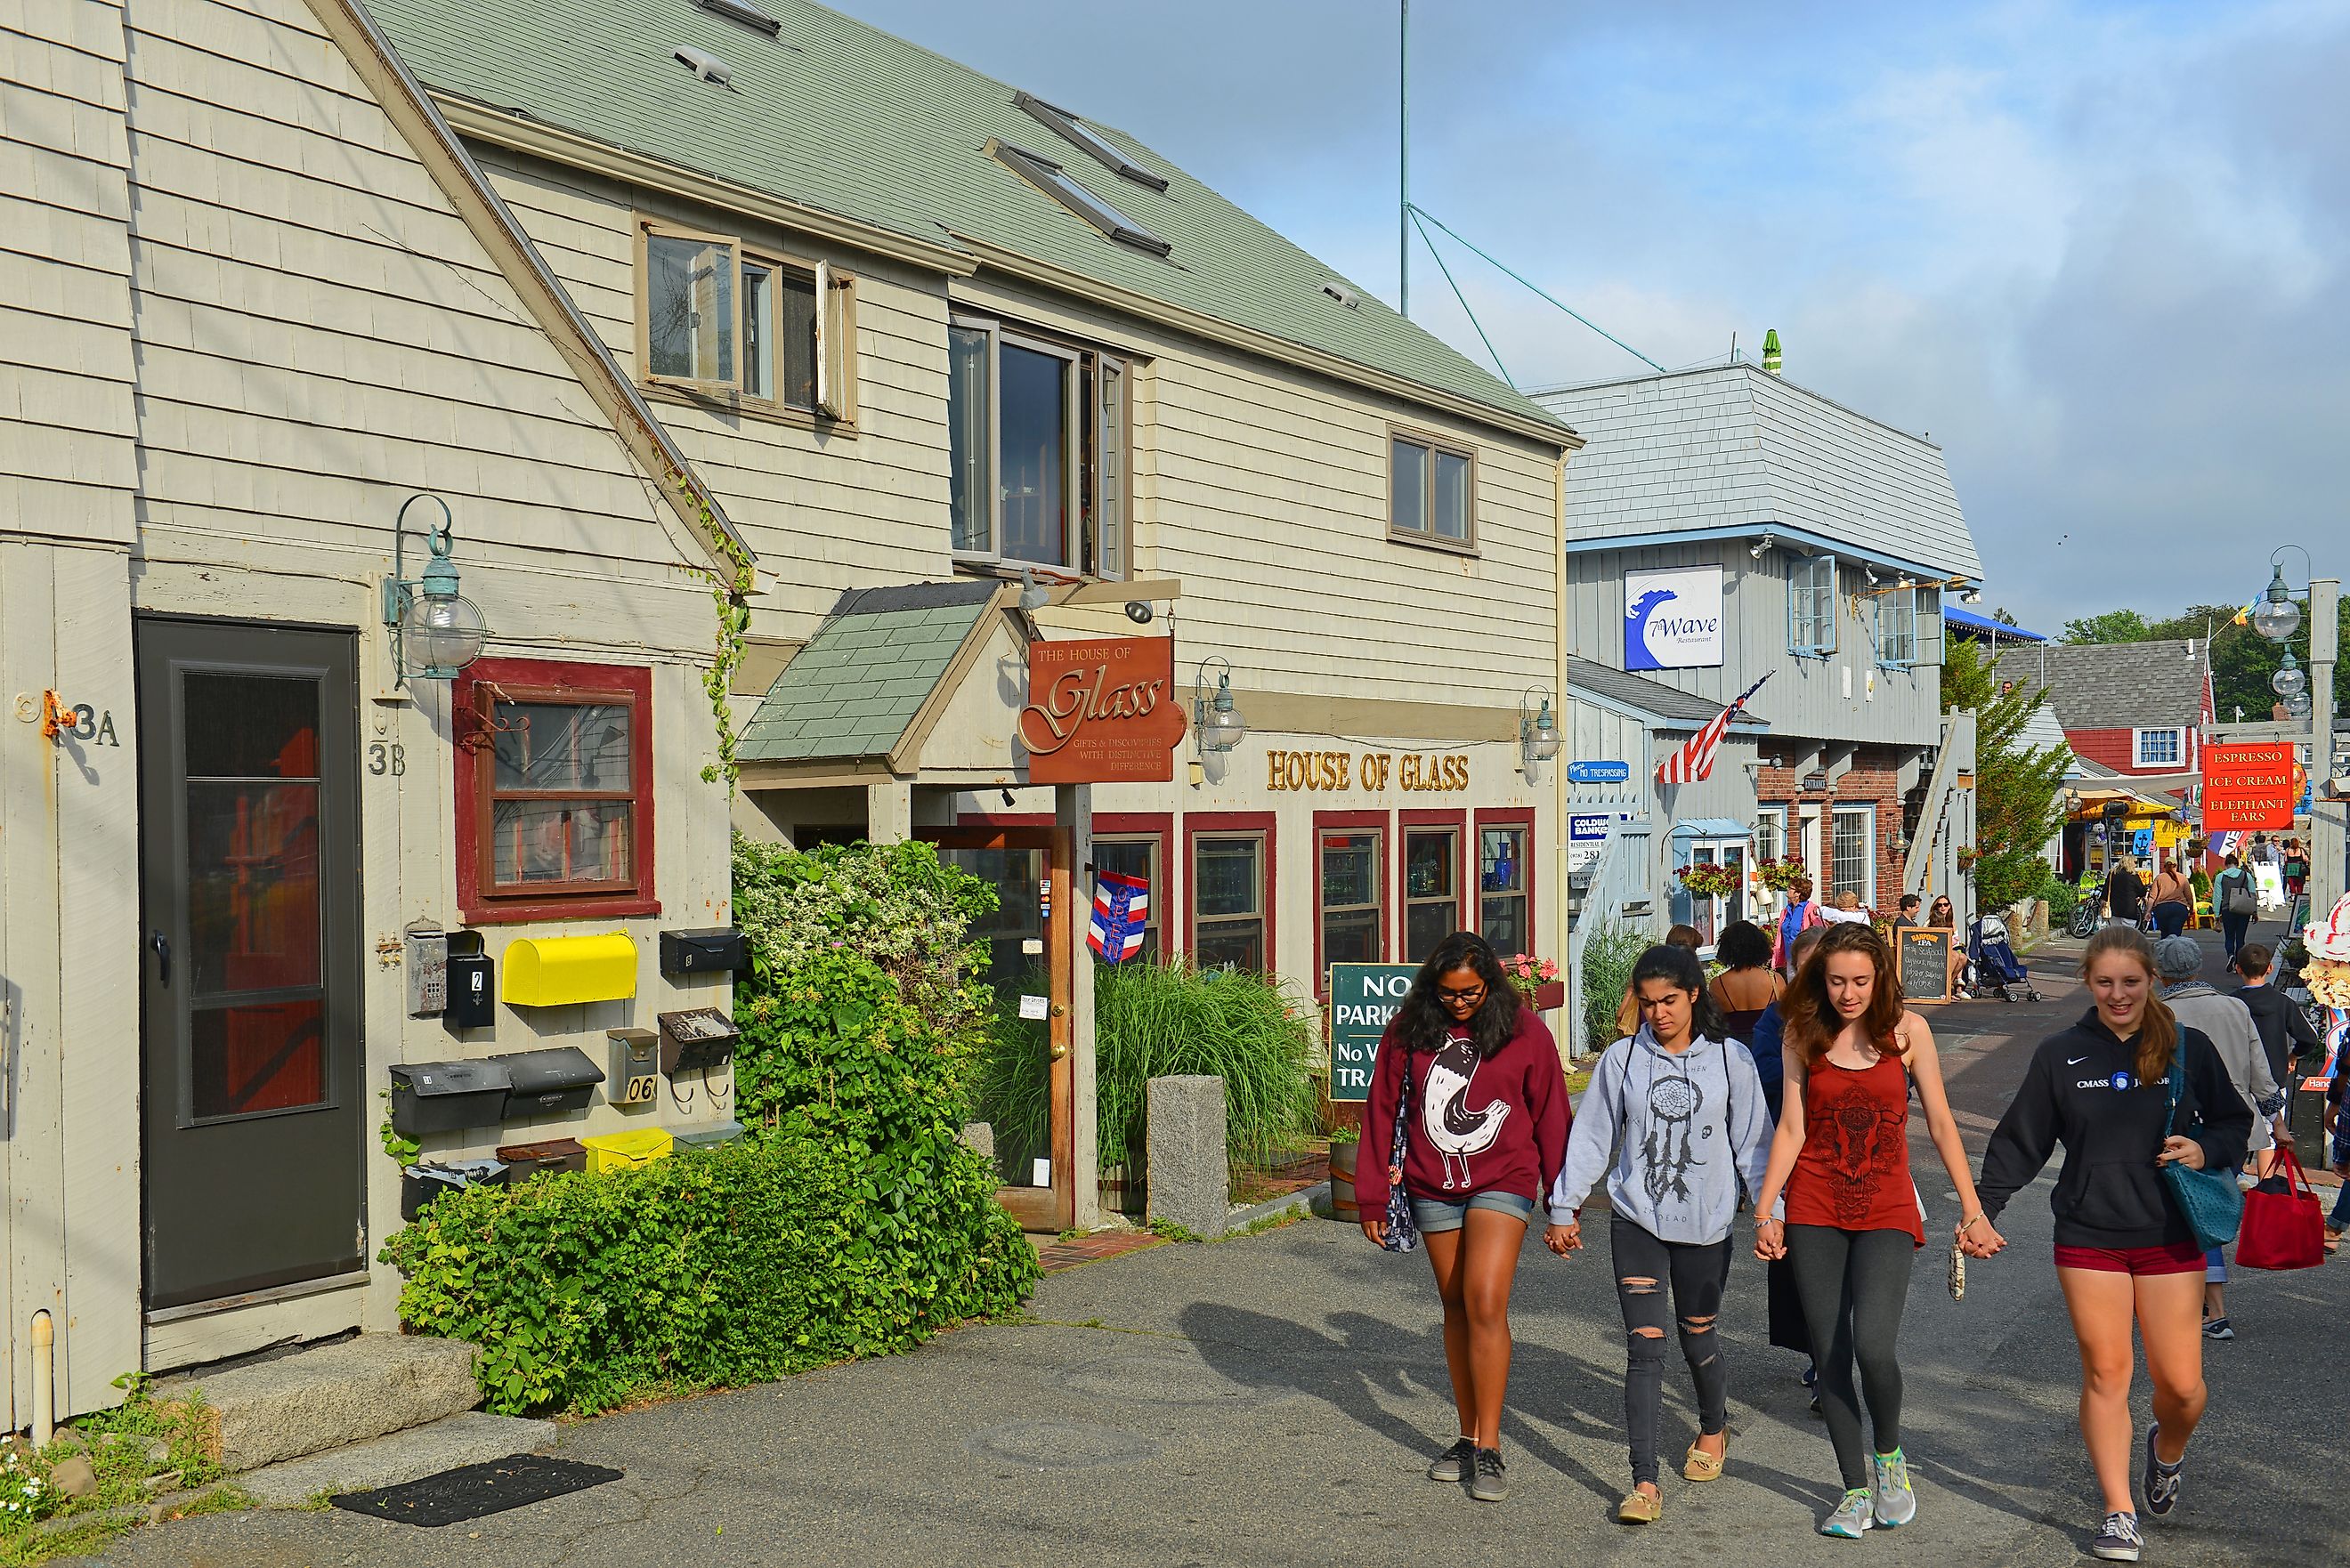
[
  {"left": 2272, "top": 659, "right": 2307, "bottom": 700},
  {"left": 403, "top": 590, "right": 487, "bottom": 677},
  {"left": 2282, "top": 689, "right": 2314, "bottom": 718},
  {"left": 2252, "top": 592, "right": 2301, "bottom": 643}
]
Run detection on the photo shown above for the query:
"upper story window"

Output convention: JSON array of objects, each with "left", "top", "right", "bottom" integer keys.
[
  {"left": 1876, "top": 585, "right": 1944, "bottom": 667},
  {"left": 2135, "top": 728, "right": 2184, "bottom": 767},
  {"left": 949, "top": 314, "right": 1129, "bottom": 578},
  {"left": 1390, "top": 428, "right": 1475, "bottom": 551},
  {"left": 637, "top": 219, "right": 856, "bottom": 423},
  {"left": 1788, "top": 554, "right": 1837, "bottom": 656},
  {"left": 454, "top": 659, "right": 659, "bottom": 923}
]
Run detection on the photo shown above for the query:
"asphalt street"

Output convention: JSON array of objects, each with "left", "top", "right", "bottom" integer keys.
[{"left": 110, "top": 926, "right": 2346, "bottom": 1567}]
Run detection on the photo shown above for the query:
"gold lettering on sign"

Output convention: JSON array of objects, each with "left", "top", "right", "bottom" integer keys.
[{"left": 1263, "top": 748, "right": 1468, "bottom": 792}]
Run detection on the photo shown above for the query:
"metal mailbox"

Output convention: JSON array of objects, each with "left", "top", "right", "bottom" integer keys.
[
  {"left": 389, "top": 1058, "right": 514, "bottom": 1139},
  {"left": 492, "top": 1046, "right": 604, "bottom": 1119},
  {"left": 660, "top": 927, "right": 747, "bottom": 976},
  {"left": 657, "top": 1008, "right": 739, "bottom": 1076},
  {"left": 400, "top": 1159, "right": 509, "bottom": 1223},
  {"left": 495, "top": 1138, "right": 587, "bottom": 1179},
  {"left": 445, "top": 931, "right": 495, "bottom": 1031},
  {"left": 607, "top": 1026, "right": 660, "bottom": 1111}
]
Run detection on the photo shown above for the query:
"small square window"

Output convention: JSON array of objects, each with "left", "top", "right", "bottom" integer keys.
[
  {"left": 2135, "top": 729, "right": 2184, "bottom": 767},
  {"left": 1390, "top": 430, "right": 1476, "bottom": 549}
]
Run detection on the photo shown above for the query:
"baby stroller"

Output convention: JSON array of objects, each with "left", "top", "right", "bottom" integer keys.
[{"left": 1965, "top": 913, "right": 2042, "bottom": 1002}]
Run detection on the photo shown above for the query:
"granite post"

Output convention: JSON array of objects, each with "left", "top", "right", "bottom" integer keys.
[{"left": 1146, "top": 1075, "right": 1227, "bottom": 1238}]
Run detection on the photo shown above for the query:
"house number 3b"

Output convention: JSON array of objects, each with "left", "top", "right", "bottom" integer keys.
[{"left": 367, "top": 742, "right": 407, "bottom": 776}]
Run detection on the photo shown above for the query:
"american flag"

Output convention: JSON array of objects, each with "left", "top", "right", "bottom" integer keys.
[
  {"left": 1087, "top": 871, "right": 1149, "bottom": 964},
  {"left": 1657, "top": 673, "right": 1771, "bottom": 786}
]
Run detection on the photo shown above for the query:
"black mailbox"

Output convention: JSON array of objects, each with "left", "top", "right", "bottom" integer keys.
[
  {"left": 400, "top": 1159, "right": 509, "bottom": 1223},
  {"left": 389, "top": 1058, "right": 514, "bottom": 1139},
  {"left": 446, "top": 932, "right": 496, "bottom": 1031},
  {"left": 658, "top": 1008, "right": 740, "bottom": 1075},
  {"left": 660, "top": 927, "right": 747, "bottom": 976},
  {"left": 492, "top": 1046, "right": 604, "bottom": 1119}
]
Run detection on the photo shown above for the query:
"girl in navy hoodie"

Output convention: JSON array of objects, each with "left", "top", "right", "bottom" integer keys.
[{"left": 1357, "top": 930, "right": 1571, "bottom": 1502}]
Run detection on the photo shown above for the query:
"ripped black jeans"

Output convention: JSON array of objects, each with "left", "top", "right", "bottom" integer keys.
[{"left": 1611, "top": 1214, "right": 1731, "bottom": 1486}]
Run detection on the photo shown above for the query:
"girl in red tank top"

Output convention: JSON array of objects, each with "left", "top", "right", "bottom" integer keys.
[{"left": 1751, "top": 923, "right": 1999, "bottom": 1539}]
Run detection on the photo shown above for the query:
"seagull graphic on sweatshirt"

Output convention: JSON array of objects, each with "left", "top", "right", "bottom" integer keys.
[{"left": 1422, "top": 1033, "right": 1511, "bottom": 1189}]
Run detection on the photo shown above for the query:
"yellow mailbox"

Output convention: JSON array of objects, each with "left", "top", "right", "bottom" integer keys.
[{"left": 501, "top": 932, "right": 637, "bottom": 1006}]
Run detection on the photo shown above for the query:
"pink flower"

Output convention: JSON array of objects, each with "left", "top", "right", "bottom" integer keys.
[{"left": 1538, "top": 959, "right": 1557, "bottom": 980}]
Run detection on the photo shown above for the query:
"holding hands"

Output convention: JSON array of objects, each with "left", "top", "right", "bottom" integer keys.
[
  {"left": 1956, "top": 1212, "right": 2007, "bottom": 1259},
  {"left": 1753, "top": 1215, "right": 1786, "bottom": 1261},
  {"left": 1544, "top": 1220, "right": 1583, "bottom": 1257}
]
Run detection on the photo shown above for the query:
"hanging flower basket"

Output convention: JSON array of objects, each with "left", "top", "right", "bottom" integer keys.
[
  {"left": 1676, "top": 861, "right": 1742, "bottom": 901},
  {"left": 1754, "top": 856, "right": 1810, "bottom": 893},
  {"left": 1500, "top": 951, "right": 1562, "bottom": 1009}
]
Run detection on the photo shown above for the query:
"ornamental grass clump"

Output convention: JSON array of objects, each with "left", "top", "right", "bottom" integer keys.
[{"left": 1579, "top": 923, "right": 1650, "bottom": 1050}]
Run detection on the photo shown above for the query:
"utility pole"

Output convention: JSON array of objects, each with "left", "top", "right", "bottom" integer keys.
[
  {"left": 1399, "top": 0, "right": 1409, "bottom": 318},
  {"left": 2310, "top": 576, "right": 2342, "bottom": 920}
]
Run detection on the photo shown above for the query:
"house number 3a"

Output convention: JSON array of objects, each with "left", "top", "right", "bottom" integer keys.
[{"left": 366, "top": 742, "right": 407, "bottom": 776}]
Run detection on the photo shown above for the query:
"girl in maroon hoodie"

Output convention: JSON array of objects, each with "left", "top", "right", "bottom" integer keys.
[{"left": 1356, "top": 930, "right": 1572, "bottom": 1501}]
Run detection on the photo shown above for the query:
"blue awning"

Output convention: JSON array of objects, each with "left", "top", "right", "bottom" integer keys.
[
  {"left": 1946, "top": 604, "right": 2048, "bottom": 642},
  {"left": 1670, "top": 817, "right": 1752, "bottom": 839}
]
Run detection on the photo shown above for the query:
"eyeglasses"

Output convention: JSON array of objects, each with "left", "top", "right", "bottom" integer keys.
[{"left": 1436, "top": 982, "right": 1487, "bottom": 1004}]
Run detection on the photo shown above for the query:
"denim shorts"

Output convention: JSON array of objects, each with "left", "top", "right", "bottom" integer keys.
[{"left": 1407, "top": 1190, "right": 1536, "bottom": 1233}]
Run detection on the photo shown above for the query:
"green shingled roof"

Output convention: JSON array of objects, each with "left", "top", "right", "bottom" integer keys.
[
  {"left": 736, "top": 584, "right": 995, "bottom": 764},
  {"left": 364, "top": 0, "right": 1570, "bottom": 439}
]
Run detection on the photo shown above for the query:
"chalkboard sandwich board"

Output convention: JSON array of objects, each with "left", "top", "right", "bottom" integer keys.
[
  {"left": 1898, "top": 927, "right": 1956, "bottom": 1005},
  {"left": 1326, "top": 962, "right": 1417, "bottom": 1103}
]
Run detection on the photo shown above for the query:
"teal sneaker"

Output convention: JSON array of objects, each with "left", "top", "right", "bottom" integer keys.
[
  {"left": 1819, "top": 1488, "right": 1874, "bottom": 1538},
  {"left": 1872, "top": 1447, "right": 1917, "bottom": 1527}
]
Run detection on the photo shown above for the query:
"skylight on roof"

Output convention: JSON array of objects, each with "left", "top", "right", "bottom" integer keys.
[
  {"left": 990, "top": 141, "right": 1171, "bottom": 258},
  {"left": 1015, "top": 92, "right": 1169, "bottom": 192},
  {"left": 695, "top": 0, "right": 781, "bottom": 37}
]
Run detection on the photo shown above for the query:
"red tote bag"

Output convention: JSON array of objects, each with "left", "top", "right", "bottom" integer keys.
[{"left": 2236, "top": 1144, "right": 2326, "bottom": 1271}]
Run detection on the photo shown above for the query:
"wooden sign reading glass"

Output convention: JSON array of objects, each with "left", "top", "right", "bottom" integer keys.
[{"left": 1018, "top": 636, "right": 1189, "bottom": 784}]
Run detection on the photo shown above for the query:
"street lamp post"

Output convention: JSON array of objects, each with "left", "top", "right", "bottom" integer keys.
[{"left": 2253, "top": 550, "right": 2340, "bottom": 924}]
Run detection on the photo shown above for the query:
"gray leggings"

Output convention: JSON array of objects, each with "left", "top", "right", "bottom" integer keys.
[
  {"left": 1611, "top": 1215, "right": 1731, "bottom": 1486},
  {"left": 1787, "top": 1224, "right": 1913, "bottom": 1490}
]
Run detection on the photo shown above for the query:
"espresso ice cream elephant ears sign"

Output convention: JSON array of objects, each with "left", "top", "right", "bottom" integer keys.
[{"left": 1019, "top": 636, "right": 1190, "bottom": 785}]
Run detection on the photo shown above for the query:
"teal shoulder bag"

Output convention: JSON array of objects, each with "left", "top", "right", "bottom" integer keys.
[{"left": 2161, "top": 1062, "right": 2242, "bottom": 1251}]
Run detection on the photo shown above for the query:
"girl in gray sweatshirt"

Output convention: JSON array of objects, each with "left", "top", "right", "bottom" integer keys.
[{"left": 1546, "top": 942, "right": 1775, "bottom": 1523}]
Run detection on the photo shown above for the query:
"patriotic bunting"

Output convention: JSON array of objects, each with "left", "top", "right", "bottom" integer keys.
[{"left": 1088, "top": 870, "right": 1150, "bottom": 964}]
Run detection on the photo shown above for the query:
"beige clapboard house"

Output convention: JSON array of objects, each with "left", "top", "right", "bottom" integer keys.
[{"left": 2, "top": 0, "right": 1578, "bottom": 1415}]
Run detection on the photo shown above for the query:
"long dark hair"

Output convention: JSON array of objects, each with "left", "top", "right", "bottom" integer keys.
[
  {"left": 1629, "top": 942, "right": 1730, "bottom": 1041},
  {"left": 1781, "top": 920, "right": 1906, "bottom": 1065},
  {"left": 1396, "top": 930, "right": 1523, "bottom": 1060}
]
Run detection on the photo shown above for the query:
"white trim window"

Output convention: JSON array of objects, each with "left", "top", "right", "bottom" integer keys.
[
  {"left": 1754, "top": 806, "right": 1786, "bottom": 867},
  {"left": 2134, "top": 728, "right": 2184, "bottom": 767},
  {"left": 1830, "top": 805, "right": 1876, "bottom": 908},
  {"left": 949, "top": 314, "right": 1130, "bottom": 578},
  {"left": 1788, "top": 554, "right": 1837, "bottom": 656},
  {"left": 1875, "top": 585, "right": 1944, "bottom": 668}
]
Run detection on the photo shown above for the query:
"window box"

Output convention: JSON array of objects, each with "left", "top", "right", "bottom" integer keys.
[
  {"left": 1389, "top": 427, "right": 1477, "bottom": 552},
  {"left": 950, "top": 313, "right": 1130, "bottom": 578},
  {"left": 636, "top": 218, "right": 856, "bottom": 424},
  {"left": 453, "top": 659, "right": 659, "bottom": 924}
]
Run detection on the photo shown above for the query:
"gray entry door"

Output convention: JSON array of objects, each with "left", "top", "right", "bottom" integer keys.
[{"left": 137, "top": 618, "right": 364, "bottom": 1310}]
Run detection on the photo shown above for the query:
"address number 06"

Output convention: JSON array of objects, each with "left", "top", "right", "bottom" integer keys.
[
  {"left": 619, "top": 1075, "right": 658, "bottom": 1104},
  {"left": 366, "top": 741, "right": 407, "bottom": 776}
]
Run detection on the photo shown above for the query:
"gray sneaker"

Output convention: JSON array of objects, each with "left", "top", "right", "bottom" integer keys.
[
  {"left": 1427, "top": 1436, "right": 1475, "bottom": 1483},
  {"left": 2091, "top": 1510, "right": 2143, "bottom": 1562},
  {"left": 1819, "top": 1488, "right": 1874, "bottom": 1538},
  {"left": 1469, "top": 1447, "right": 1509, "bottom": 1502},
  {"left": 1871, "top": 1447, "right": 1917, "bottom": 1527}
]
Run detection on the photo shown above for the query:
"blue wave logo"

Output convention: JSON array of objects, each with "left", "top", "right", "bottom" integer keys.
[{"left": 1625, "top": 587, "right": 1677, "bottom": 671}]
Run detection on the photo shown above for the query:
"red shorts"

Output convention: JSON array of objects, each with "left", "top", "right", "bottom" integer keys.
[{"left": 2053, "top": 1241, "right": 2206, "bottom": 1275}]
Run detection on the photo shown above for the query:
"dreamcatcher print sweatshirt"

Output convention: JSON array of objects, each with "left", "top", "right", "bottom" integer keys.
[
  {"left": 1546, "top": 1028, "right": 1774, "bottom": 1245},
  {"left": 1354, "top": 1010, "right": 1572, "bottom": 1207}
]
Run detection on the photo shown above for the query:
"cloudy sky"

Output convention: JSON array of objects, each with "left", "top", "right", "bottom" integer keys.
[{"left": 844, "top": 0, "right": 2348, "bottom": 634}]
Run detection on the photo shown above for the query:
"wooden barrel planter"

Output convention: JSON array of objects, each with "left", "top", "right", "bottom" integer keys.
[{"left": 1327, "top": 1138, "right": 1360, "bottom": 1221}]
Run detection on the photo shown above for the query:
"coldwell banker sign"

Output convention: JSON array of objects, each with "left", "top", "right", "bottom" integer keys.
[{"left": 1624, "top": 566, "right": 1725, "bottom": 671}]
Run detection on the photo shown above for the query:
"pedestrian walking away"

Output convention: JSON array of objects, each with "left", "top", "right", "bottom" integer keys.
[
  {"left": 2151, "top": 934, "right": 2283, "bottom": 1340},
  {"left": 1708, "top": 919, "right": 1785, "bottom": 1050},
  {"left": 1354, "top": 931, "right": 1572, "bottom": 1501},
  {"left": 2148, "top": 861, "right": 2192, "bottom": 939},
  {"left": 2281, "top": 840, "right": 2310, "bottom": 918},
  {"left": 1547, "top": 942, "right": 1774, "bottom": 1524},
  {"left": 2107, "top": 859, "right": 2148, "bottom": 931},
  {"left": 2232, "top": 943, "right": 2320, "bottom": 1089},
  {"left": 1750, "top": 922, "right": 1998, "bottom": 1539},
  {"left": 2212, "top": 854, "right": 2257, "bottom": 961},
  {"left": 1973, "top": 925, "right": 2253, "bottom": 1563}
]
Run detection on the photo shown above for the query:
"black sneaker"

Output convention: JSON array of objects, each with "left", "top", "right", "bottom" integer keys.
[
  {"left": 2143, "top": 1425, "right": 2182, "bottom": 1516},
  {"left": 2090, "top": 1510, "right": 2142, "bottom": 1561},
  {"left": 1469, "top": 1446, "right": 1509, "bottom": 1502},
  {"left": 2201, "top": 1316, "right": 2234, "bottom": 1341},
  {"left": 1427, "top": 1436, "right": 1475, "bottom": 1483}
]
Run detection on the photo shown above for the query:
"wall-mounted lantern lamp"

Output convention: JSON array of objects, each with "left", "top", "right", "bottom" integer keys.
[
  {"left": 380, "top": 495, "right": 488, "bottom": 686},
  {"left": 1519, "top": 688, "right": 1563, "bottom": 771},
  {"left": 1193, "top": 656, "right": 1246, "bottom": 755}
]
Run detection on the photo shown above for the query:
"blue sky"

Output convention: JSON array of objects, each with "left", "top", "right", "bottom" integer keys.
[{"left": 841, "top": 0, "right": 2350, "bottom": 634}]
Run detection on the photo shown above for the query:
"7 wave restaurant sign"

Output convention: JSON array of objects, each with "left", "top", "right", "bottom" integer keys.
[
  {"left": 1019, "top": 636, "right": 1188, "bottom": 784},
  {"left": 1624, "top": 566, "right": 1724, "bottom": 671}
]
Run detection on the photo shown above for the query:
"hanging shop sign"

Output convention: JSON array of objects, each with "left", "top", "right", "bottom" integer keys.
[
  {"left": 1264, "top": 749, "right": 1469, "bottom": 793},
  {"left": 1019, "top": 636, "right": 1188, "bottom": 784},
  {"left": 1326, "top": 962, "right": 1417, "bottom": 1103},
  {"left": 2202, "top": 742, "right": 2297, "bottom": 832},
  {"left": 1624, "top": 566, "right": 1725, "bottom": 671}
]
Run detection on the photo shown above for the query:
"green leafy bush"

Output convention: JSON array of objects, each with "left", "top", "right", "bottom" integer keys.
[
  {"left": 979, "top": 958, "right": 1318, "bottom": 1175},
  {"left": 1579, "top": 924, "right": 1650, "bottom": 1050},
  {"left": 383, "top": 1135, "right": 1033, "bottom": 1416}
]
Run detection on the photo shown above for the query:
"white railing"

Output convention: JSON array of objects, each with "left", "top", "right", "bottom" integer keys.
[{"left": 1566, "top": 813, "right": 1655, "bottom": 1059}]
